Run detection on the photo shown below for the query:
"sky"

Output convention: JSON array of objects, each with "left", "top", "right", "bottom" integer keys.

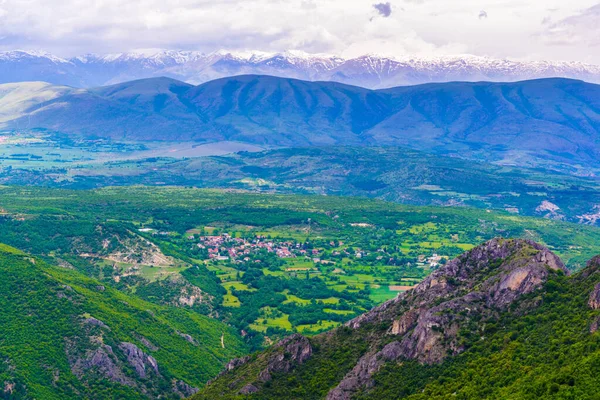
[{"left": 0, "top": 0, "right": 599, "bottom": 63}]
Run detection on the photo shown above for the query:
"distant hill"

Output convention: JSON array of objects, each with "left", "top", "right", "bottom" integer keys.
[
  {"left": 3, "top": 50, "right": 600, "bottom": 89},
  {"left": 2, "top": 76, "right": 600, "bottom": 171}
]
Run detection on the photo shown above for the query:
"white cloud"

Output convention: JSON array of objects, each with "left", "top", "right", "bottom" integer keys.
[{"left": 0, "top": 0, "right": 597, "bottom": 63}]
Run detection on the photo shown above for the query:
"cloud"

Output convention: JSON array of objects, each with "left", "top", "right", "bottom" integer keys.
[
  {"left": 543, "top": 4, "right": 600, "bottom": 46},
  {"left": 478, "top": 10, "right": 488, "bottom": 20},
  {"left": 373, "top": 3, "right": 392, "bottom": 18},
  {"left": 0, "top": 0, "right": 595, "bottom": 63}
]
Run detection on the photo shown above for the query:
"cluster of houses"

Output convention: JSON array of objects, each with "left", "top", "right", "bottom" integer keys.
[
  {"left": 187, "top": 233, "right": 444, "bottom": 268},
  {"left": 193, "top": 233, "right": 320, "bottom": 262},
  {"left": 138, "top": 228, "right": 446, "bottom": 268}
]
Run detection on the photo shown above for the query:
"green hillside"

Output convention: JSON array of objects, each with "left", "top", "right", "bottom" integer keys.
[{"left": 0, "top": 244, "right": 246, "bottom": 399}]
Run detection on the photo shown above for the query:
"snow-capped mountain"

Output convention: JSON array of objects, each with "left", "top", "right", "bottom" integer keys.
[{"left": 2, "top": 49, "right": 600, "bottom": 89}]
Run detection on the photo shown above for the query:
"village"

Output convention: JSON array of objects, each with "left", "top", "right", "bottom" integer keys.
[{"left": 185, "top": 232, "right": 445, "bottom": 269}]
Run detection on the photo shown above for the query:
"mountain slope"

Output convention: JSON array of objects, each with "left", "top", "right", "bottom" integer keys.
[
  {"left": 4, "top": 50, "right": 600, "bottom": 89},
  {"left": 2, "top": 76, "right": 600, "bottom": 170},
  {"left": 0, "top": 244, "right": 247, "bottom": 399},
  {"left": 194, "top": 239, "right": 600, "bottom": 399}
]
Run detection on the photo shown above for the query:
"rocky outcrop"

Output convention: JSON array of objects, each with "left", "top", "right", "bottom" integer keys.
[
  {"left": 239, "top": 384, "right": 259, "bottom": 394},
  {"left": 118, "top": 342, "right": 159, "bottom": 379},
  {"left": 176, "top": 331, "right": 199, "bottom": 346},
  {"left": 255, "top": 334, "right": 312, "bottom": 383},
  {"left": 590, "top": 316, "right": 600, "bottom": 333},
  {"left": 172, "top": 380, "right": 199, "bottom": 397},
  {"left": 327, "top": 239, "right": 568, "bottom": 400},
  {"left": 83, "top": 317, "right": 110, "bottom": 330},
  {"left": 225, "top": 356, "right": 251, "bottom": 373},
  {"left": 209, "top": 333, "right": 312, "bottom": 396},
  {"left": 134, "top": 333, "right": 159, "bottom": 352},
  {"left": 389, "top": 309, "right": 419, "bottom": 336},
  {"left": 589, "top": 283, "right": 600, "bottom": 310},
  {"left": 70, "top": 344, "right": 133, "bottom": 386}
]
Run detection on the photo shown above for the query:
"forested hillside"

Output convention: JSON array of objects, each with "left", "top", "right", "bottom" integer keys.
[{"left": 0, "top": 244, "right": 246, "bottom": 399}]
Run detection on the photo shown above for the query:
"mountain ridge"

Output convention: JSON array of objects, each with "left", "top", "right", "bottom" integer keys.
[
  {"left": 2, "top": 75, "right": 600, "bottom": 172},
  {"left": 3, "top": 49, "right": 600, "bottom": 89}
]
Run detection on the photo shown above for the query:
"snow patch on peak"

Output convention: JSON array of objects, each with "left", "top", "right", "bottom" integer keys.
[{"left": 0, "top": 50, "right": 70, "bottom": 64}]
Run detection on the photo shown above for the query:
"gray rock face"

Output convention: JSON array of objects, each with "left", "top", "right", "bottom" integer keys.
[
  {"left": 176, "top": 331, "right": 199, "bottom": 346},
  {"left": 257, "top": 334, "right": 313, "bottom": 383},
  {"left": 135, "top": 334, "right": 159, "bottom": 352},
  {"left": 389, "top": 309, "right": 419, "bottom": 336},
  {"left": 172, "top": 380, "right": 199, "bottom": 397},
  {"left": 70, "top": 344, "right": 133, "bottom": 386},
  {"left": 239, "top": 384, "right": 259, "bottom": 394},
  {"left": 589, "top": 283, "right": 600, "bottom": 310},
  {"left": 327, "top": 239, "right": 568, "bottom": 400},
  {"left": 590, "top": 316, "right": 600, "bottom": 334},
  {"left": 83, "top": 317, "right": 110, "bottom": 330},
  {"left": 225, "top": 356, "right": 251, "bottom": 373},
  {"left": 211, "top": 333, "right": 312, "bottom": 395},
  {"left": 118, "top": 342, "right": 159, "bottom": 379}
]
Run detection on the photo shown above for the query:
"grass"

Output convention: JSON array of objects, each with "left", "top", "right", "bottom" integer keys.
[
  {"left": 296, "top": 320, "right": 340, "bottom": 334},
  {"left": 138, "top": 265, "right": 189, "bottom": 281},
  {"left": 249, "top": 314, "right": 293, "bottom": 332},
  {"left": 324, "top": 308, "right": 355, "bottom": 315},
  {"left": 284, "top": 294, "right": 312, "bottom": 305},
  {"left": 369, "top": 286, "right": 399, "bottom": 303}
]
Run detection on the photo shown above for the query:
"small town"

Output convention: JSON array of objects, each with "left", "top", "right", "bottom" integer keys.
[{"left": 185, "top": 232, "right": 445, "bottom": 268}]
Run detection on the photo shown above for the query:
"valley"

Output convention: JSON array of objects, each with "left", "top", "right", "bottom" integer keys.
[
  {"left": 3, "top": 2, "right": 600, "bottom": 398},
  {"left": 2, "top": 142, "right": 600, "bottom": 226},
  {"left": 0, "top": 186, "right": 599, "bottom": 352}
]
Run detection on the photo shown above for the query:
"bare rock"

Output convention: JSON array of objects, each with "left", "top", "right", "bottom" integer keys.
[
  {"left": 172, "top": 380, "right": 199, "bottom": 398},
  {"left": 176, "top": 331, "right": 198, "bottom": 346},
  {"left": 256, "top": 334, "right": 312, "bottom": 383},
  {"left": 390, "top": 309, "right": 419, "bottom": 336},
  {"left": 134, "top": 334, "right": 159, "bottom": 352},
  {"left": 70, "top": 344, "right": 132, "bottom": 386},
  {"left": 210, "top": 334, "right": 312, "bottom": 395},
  {"left": 225, "top": 356, "right": 251, "bottom": 372},
  {"left": 590, "top": 315, "right": 600, "bottom": 333},
  {"left": 83, "top": 317, "right": 110, "bottom": 330},
  {"left": 3, "top": 381, "right": 15, "bottom": 395},
  {"left": 239, "top": 384, "right": 259, "bottom": 394},
  {"left": 118, "top": 342, "right": 159, "bottom": 379},
  {"left": 589, "top": 283, "right": 600, "bottom": 310},
  {"left": 328, "top": 341, "right": 405, "bottom": 400}
]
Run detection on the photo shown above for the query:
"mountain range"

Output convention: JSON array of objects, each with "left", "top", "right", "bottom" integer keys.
[
  {"left": 3, "top": 49, "right": 600, "bottom": 89},
  {"left": 2, "top": 75, "right": 600, "bottom": 172}
]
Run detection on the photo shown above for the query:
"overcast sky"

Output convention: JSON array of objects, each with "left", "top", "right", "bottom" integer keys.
[{"left": 0, "top": 0, "right": 599, "bottom": 63}]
